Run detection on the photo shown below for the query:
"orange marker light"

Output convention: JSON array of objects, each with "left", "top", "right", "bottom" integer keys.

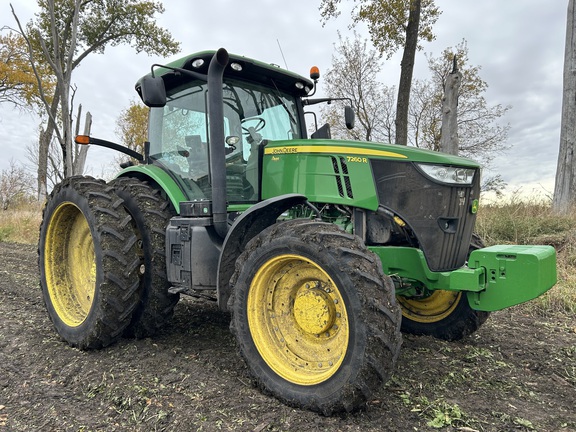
[
  {"left": 310, "top": 66, "right": 320, "bottom": 80},
  {"left": 75, "top": 135, "right": 91, "bottom": 145}
]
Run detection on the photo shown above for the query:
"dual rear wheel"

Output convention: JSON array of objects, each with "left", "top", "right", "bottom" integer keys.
[{"left": 39, "top": 176, "right": 176, "bottom": 349}]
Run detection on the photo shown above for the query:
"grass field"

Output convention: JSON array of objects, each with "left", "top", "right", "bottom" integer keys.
[
  {"left": 1, "top": 198, "right": 574, "bottom": 313},
  {"left": 0, "top": 204, "right": 41, "bottom": 245},
  {"left": 475, "top": 197, "right": 576, "bottom": 314}
]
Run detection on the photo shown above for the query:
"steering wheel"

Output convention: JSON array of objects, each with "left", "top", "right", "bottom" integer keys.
[
  {"left": 241, "top": 117, "right": 266, "bottom": 145},
  {"left": 241, "top": 117, "right": 266, "bottom": 134}
]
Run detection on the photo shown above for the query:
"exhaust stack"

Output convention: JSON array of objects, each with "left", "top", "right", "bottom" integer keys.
[{"left": 207, "top": 48, "right": 230, "bottom": 239}]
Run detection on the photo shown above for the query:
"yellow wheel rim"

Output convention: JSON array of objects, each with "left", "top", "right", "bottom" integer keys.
[
  {"left": 397, "top": 290, "right": 462, "bottom": 323},
  {"left": 247, "top": 254, "right": 349, "bottom": 386},
  {"left": 44, "top": 202, "right": 96, "bottom": 327}
]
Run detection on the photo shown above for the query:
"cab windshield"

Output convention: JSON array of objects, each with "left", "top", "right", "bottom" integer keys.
[{"left": 148, "top": 78, "right": 301, "bottom": 203}]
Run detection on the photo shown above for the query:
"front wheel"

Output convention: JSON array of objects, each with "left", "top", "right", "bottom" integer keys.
[
  {"left": 397, "top": 290, "right": 489, "bottom": 341},
  {"left": 230, "top": 220, "right": 401, "bottom": 414},
  {"left": 397, "top": 234, "right": 490, "bottom": 341}
]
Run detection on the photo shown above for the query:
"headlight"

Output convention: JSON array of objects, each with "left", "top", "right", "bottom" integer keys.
[{"left": 416, "top": 163, "right": 476, "bottom": 185}]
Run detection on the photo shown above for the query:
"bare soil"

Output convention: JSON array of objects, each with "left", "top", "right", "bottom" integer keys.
[{"left": 0, "top": 241, "right": 574, "bottom": 431}]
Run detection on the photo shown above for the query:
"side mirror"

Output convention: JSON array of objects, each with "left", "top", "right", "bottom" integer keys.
[
  {"left": 137, "top": 75, "right": 166, "bottom": 107},
  {"left": 345, "top": 106, "right": 355, "bottom": 130}
]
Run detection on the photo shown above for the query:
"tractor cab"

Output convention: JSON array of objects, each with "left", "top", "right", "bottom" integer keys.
[
  {"left": 147, "top": 73, "right": 304, "bottom": 203},
  {"left": 136, "top": 50, "right": 318, "bottom": 205},
  {"left": 136, "top": 50, "right": 353, "bottom": 206}
]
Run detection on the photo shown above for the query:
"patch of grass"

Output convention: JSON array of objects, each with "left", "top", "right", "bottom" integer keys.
[
  {"left": 400, "top": 393, "right": 467, "bottom": 429},
  {"left": 476, "top": 195, "right": 576, "bottom": 315},
  {"left": 0, "top": 203, "right": 42, "bottom": 244},
  {"left": 476, "top": 195, "right": 573, "bottom": 246},
  {"left": 0, "top": 226, "right": 13, "bottom": 242}
]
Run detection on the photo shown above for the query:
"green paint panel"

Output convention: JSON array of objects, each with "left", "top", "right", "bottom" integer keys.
[
  {"left": 262, "top": 142, "right": 379, "bottom": 210},
  {"left": 261, "top": 138, "right": 480, "bottom": 210}
]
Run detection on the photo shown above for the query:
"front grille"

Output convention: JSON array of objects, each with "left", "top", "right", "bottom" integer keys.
[{"left": 370, "top": 160, "right": 480, "bottom": 271}]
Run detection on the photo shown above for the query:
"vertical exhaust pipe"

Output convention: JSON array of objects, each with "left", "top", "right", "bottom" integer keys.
[{"left": 207, "top": 48, "right": 229, "bottom": 239}]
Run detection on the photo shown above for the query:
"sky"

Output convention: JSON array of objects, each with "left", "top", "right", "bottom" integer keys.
[{"left": 0, "top": 0, "right": 568, "bottom": 197}]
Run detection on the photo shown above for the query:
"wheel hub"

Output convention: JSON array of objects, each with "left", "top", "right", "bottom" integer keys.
[
  {"left": 247, "top": 254, "right": 349, "bottom": 385},
  {"left": 293, "top": 284, "right": 336, "bottom": 335},
  {"left": 45, "top": 202, "right": 96, "bottom": 327},
  {"left": 397, "top": 290, "right": 461, "bottom": 323}
]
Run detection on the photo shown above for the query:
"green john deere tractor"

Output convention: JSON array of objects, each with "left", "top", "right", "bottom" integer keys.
[{"left": 38, "top": 48, "right": 557, "bottom": 414}]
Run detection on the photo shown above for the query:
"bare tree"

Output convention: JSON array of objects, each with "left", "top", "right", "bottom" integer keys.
[
  {"left": 320, "top": 33, "right": 396, "bottom": 143},
  {"left": 322, "top": 36, "right": 509, "bottom": 173},
  {"left": 320, "top": 0, "right": 441, "bottom": 145},
  {"left": 439, "top": 56, "right": 461, "bottom": 155},
  {"left": 10, "top": 0, "right": 180, "bottom": 201},
  {"left": 410, "top": 41, "right": 511, "bottom": 167},
  {"left": 73, "top": 105, "right": 91, "bottom": 176},
  {"left": 0, "top": 160, "right": 34, "bottom": 211},
  {"left": 553, "top": 0, "right": 576, "bottom": 214},
  {"left": 26, "top": 127, "right": 64, "bottom": 192}
]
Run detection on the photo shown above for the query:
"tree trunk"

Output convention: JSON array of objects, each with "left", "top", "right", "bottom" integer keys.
[
  {"left": 395, "top": 0, "right": 421, "bottom": 146},
  {"left": 553, "top": 0, "right": 576, "bottom": 214},
  {"left": 440, "top": 56, "right": 461, "bottom": 155},
  {"left": 73, "top": 110, "right": 91, "bottom": 175},
  {"left": 37, "top": 84, "right": 60, "bottom": 202},
  {"left": 37, "top": 128, "right": 49, "bottom": 202}
]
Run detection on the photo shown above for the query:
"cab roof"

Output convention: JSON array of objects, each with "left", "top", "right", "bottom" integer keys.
[{"left": 137, "top": 50, "right": 314, "bottom": 98}]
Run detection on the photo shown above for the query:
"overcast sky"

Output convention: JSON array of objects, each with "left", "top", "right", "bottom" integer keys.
[{"left": 0, "top": 0, "right": 567, "bottom": 196}]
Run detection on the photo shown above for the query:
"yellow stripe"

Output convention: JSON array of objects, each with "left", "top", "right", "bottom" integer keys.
[{"left": 264, "top": 145, "right": 408, "bottom": 159}]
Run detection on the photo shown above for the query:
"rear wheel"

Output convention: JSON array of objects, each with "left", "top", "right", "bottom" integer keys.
[
  {"left": 110, "top": 177, "right": 178, "bottom": 338},
  {"left": 230, "top": 220, "right": 401, "bottom": 414},
  {"left": 38, "top": 176, "right": 141, "bottom": 349},
  {"left": 397, "top": 234, "right": 490, "bottom": 341}
]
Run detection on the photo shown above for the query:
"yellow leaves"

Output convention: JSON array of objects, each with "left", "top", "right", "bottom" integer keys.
[
  {"left": 0, "top": 33, "right": 36, "bottom": 104},
  {"left": 0, "top": 32, "right": 55, "bottom": 109},
  {"left": 115, "top": 100, "right": 149, "bottom": 154}
]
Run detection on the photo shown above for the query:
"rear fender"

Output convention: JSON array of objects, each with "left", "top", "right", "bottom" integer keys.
[
  {"left": 116, "top": 165, "right": 187, "bottom": 213},
  {"left": 217, "top": 194, "right": 308, "bottom": 311}
]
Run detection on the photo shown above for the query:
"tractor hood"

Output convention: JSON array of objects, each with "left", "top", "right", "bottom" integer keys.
[{"left": 263, "top": 138, "right": 482, "bottom": 168}]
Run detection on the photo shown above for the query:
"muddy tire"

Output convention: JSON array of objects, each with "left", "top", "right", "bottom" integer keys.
[
  {"left": 110, "top": 177, "right": 178, "bottom": 338},
  {"left": 38, "top": 176, "right": 141, "bottom": 349},
  {"left": 229, "top": 219, "right": 402, "bottom": 414},
  {"left": 397, "top": 233, "right": 490, "bottom": 341}
]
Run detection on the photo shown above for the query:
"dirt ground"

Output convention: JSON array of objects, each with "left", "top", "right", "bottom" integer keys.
[{"left": 0, "top": 241, "right": 575, "bottom": 432}]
